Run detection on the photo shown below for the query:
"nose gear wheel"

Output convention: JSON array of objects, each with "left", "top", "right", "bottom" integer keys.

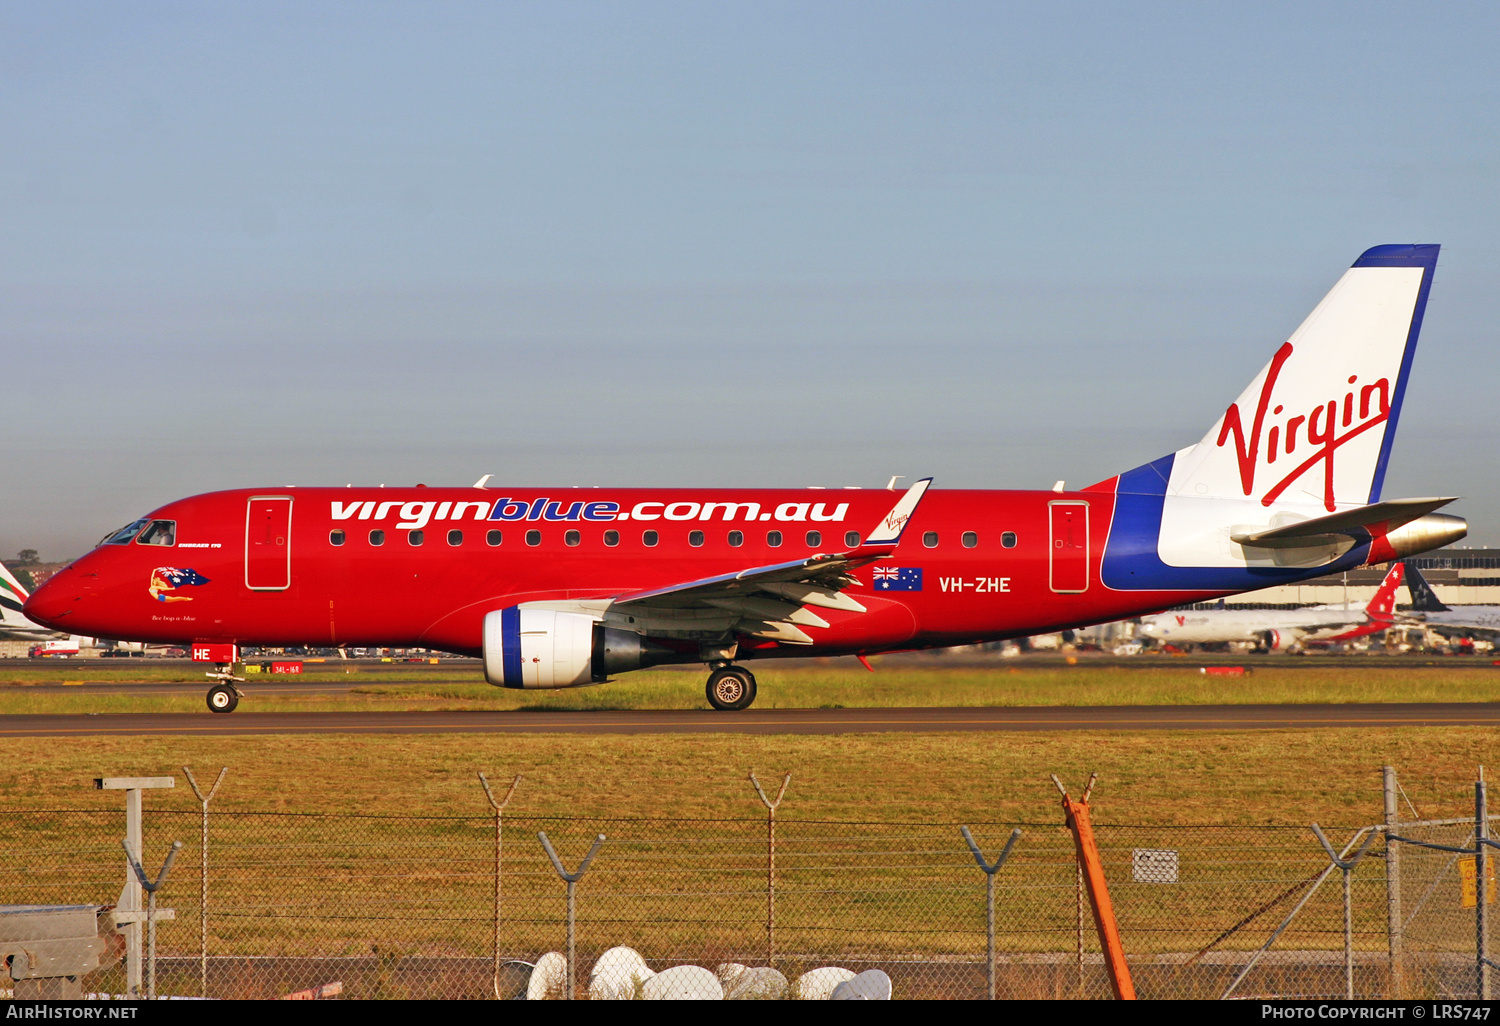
[{"left": 206, "top": 683, "right": 240, "bottom": 714}]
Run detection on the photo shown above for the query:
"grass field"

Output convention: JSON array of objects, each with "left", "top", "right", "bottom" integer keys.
[
  {"left": 3, "top": 668, "right": 1497, "bottom": 998},
  {"left": 5, "top": 658, "right": 1500, "bottom": 714},
  {"left": 1, "top": 724, "right": 1495, "bottom": 825}
]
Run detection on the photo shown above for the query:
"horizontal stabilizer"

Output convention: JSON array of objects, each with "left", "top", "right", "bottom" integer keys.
[{"left": 1231, "top": 497, "right": 1457, "bottom": 548}]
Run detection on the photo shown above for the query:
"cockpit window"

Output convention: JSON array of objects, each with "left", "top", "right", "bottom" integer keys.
[
  {"left": 135, "top": 521, "right": 177, "bottom": 546},
  {"left": 101, "top": 519, "right": 149, "bottom": 546}
]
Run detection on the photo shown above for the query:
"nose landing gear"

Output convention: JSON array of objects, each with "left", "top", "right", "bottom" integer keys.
[
  {"left": 205, "top": 663, "right": 246, "bottom": 714},
  {"left": 706, "top": 665, "right": 757, "bottom": 711},
  {"left": 206, "top": 683, "right": 240, "bottom": 714}
]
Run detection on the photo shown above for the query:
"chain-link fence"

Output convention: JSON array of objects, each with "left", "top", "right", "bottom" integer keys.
[{"left": 3, "top": 766, "right": 1497, "bottom": 999}]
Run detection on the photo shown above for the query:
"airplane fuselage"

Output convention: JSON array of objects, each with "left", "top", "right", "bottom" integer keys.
[
  {"left": 1137, "top": 609, "right": 1383, "bottom": 648},
  {"left": 27, "top": 483, "right": 1296, "bottom": 658},
  {"left": 20, "top": 245, "right": 1466, "bottom": 713}
]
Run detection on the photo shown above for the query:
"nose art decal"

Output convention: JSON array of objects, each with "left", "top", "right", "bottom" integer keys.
[{"left": 150, "top": 567, "right": 211, "bottom": 603}]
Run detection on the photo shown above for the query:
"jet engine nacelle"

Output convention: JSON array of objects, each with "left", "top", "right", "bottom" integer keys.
[
  {"left": 482, "top": 607, "right": 679, "bottom": 689},
  {"left": 1377, "top": 514, "right": 1468, "bottom": 561}
]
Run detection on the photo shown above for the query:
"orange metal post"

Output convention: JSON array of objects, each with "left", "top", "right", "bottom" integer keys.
[{"left": 1058, "top": 777, "right": 1136, "bottom": 1000}]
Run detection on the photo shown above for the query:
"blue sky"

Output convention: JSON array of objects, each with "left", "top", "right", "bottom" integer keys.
[{"left": 2, "top": 2, "right": 1497, "bottom": 557}]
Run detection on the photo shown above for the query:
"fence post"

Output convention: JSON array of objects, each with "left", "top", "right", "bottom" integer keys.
[
  {"left": 1052, "top": 773, "right": 1135, "bottom": 1001},
  {"left": 1222, "top": 825, "right": 1374, "bottom": 1000},
  {"left": 1383, "top": 765, "right": 1403, "bottom": 997},
  {"left": 1311, "top": 824, "right": 1377, "bottom": 1000},
  {"left": 121, "top": 839, "right": 182, "bottom": 1000},
  {"left": 182, "top": 766, "right": 227, "bottom": 999},
  {"left": 478, "top": 773, "right": 521, "bottom": 1000},
  {"left": 538, "top": 831, "right": 605, "bottom": 1001},
  {"left": 960, "top": 826, "right": 1020, "bottom": 1000},
  {"left": 1076, "top": 863, "right": 1086, "bottom": 994},
  {"left": 749, "top": 771, "right": 791, "bottom": 966},
  {"left": 1478, "top": 770, "right": 1490, "bottom": 1000}
]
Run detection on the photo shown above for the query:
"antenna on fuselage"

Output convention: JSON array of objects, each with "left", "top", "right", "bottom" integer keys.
[
  {"left": 885, "top": 476, "right": 903, "bottom": 491},
  {"left": 474, "top": 474, "right": 493, "bottom": 489}
]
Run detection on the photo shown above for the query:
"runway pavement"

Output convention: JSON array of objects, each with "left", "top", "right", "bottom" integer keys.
[{"left": 3, "top": 703, "right": 1499, "bottom": 737}]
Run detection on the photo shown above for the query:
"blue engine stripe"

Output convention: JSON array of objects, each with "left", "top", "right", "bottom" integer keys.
[{"left": 501, "top": 605, "right": 523, "bottom": 687}]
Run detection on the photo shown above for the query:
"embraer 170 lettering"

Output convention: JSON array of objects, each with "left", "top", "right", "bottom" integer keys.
[{"left": 23, "top": 246, "right": 1469, "bottom": 713}]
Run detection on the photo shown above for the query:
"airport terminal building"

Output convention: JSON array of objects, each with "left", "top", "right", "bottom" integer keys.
[{"left": 1193, "top": 547, "right": 1500, "bottom": 610}]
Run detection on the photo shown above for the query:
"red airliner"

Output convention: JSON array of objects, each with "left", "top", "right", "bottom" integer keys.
[{"left": 24, "top": 246, "right": 1467, "bottom": 713}]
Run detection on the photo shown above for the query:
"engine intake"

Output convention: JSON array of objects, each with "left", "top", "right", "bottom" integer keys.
[{"left": 482, "top": 607, "right": 680, "bottom": 689}]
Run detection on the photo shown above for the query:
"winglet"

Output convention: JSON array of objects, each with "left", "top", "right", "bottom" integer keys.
[{"left": 862, "top": 477, "right": 932, "bottom": 547}]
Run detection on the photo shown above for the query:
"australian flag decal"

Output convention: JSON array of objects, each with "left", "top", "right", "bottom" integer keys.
[{"left": 873, "top": 566, "right": 922, "bottom": 591}]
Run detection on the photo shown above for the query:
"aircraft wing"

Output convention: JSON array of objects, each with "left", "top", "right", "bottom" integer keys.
[{"left": 610, "top": 479, "right": 932, "bottom": 645}]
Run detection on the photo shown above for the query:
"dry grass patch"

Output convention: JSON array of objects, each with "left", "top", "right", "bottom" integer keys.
[
  {"left": 2, "top": 726, "right": 1497, "bottom": 825},
  {"left": 4, "top": 661, "right": 1500, "bottom": 714}
]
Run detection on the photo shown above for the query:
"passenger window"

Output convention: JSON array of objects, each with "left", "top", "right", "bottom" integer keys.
[
  {"left": 408, "top": 530, "right": 424, "bottom": 546},
  {"left": 565, "top": 530, "right": 581, "bottom": 547},
  {"left": 102, "top": 519, "right": 149, "bottom": 546},
  {"left": 689, "top": 530, "right": 705, "bottom": 547},
  {"left": 604, "top": 530, "right": 620, "bottom": 547},
  {"left": 369, "top": 530, "right": 385, "bottom": 546},
  {"left": 962, "top": 531, "right": 978, "bottom": 548},
  {"left": 1001, "top": 531, "right": 1017, "bottom": 548},
  {"left": 844, "top": 531, "right": 860, "bottom": 547},
  {"left": 447, "top": 530, "right": 463, "bottom": 546},
  {"left": 136, "top": 520, "right": 176, "bottom": 546},
  {"left": 486, "top": 530, "right": 503, "bottom": 546},
  {"left": 923, "top": 531, "right": 939, "bottom": 548},
  {"left": 728, "top": 531, "right": 743, "bottom": 547},
  {"left": 526, "top": 530, "right": 541, "bottom": 546},
  {"left": 330, "top": 530, "right": 346, "bottom": 546},
  {"left": 767, "top": 531, "right": 782, "bottom": 547},
  {"left": 806, "top": 531, "right": 821, "bottom": 547},
  {"left": 643, "top": 530, "right": 659, "bottom": 547}
]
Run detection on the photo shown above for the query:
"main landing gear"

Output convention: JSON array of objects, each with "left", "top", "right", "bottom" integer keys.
[{"left": 706, "top": 665, "right": 757, "bottom": 711}]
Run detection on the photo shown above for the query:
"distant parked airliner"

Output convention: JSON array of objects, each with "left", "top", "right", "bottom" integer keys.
[
  {"left": 1137, "top": 562, "right": 1405, "bottom": 652},
  {"left": 25, "top": 246, "right": 1466, "bottom": 712}
]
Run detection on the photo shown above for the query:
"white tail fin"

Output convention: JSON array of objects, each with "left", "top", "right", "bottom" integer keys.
[
  {"left": 0, "top": 563, "right": 53, "bottom": 640},
  {"left": 0, "top": 563, "right": 29, "bottom": 607},
  {"left": 1101, "top": 246, "right": 1448, "bottom": 591},
  {"left": 1167, "top": 245, "right": 1437, "bottom": 512}
]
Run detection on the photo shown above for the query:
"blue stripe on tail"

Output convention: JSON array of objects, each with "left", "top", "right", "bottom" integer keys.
[
  {"left": 1099, "top": 454, "right": 1372, "bottom": 592},
  {"left": 1351, "top": 244, "right": 1440, "bottom": 503}
]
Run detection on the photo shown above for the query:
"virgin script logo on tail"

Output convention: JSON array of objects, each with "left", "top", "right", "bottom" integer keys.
[{"left": 1215, "top": 342, "right": 1391, "bottom": 511}]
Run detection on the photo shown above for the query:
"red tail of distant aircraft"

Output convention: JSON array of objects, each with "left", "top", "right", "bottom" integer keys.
[{"left": 25, "top": 246, "right": 1467, "bottom": 712}]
